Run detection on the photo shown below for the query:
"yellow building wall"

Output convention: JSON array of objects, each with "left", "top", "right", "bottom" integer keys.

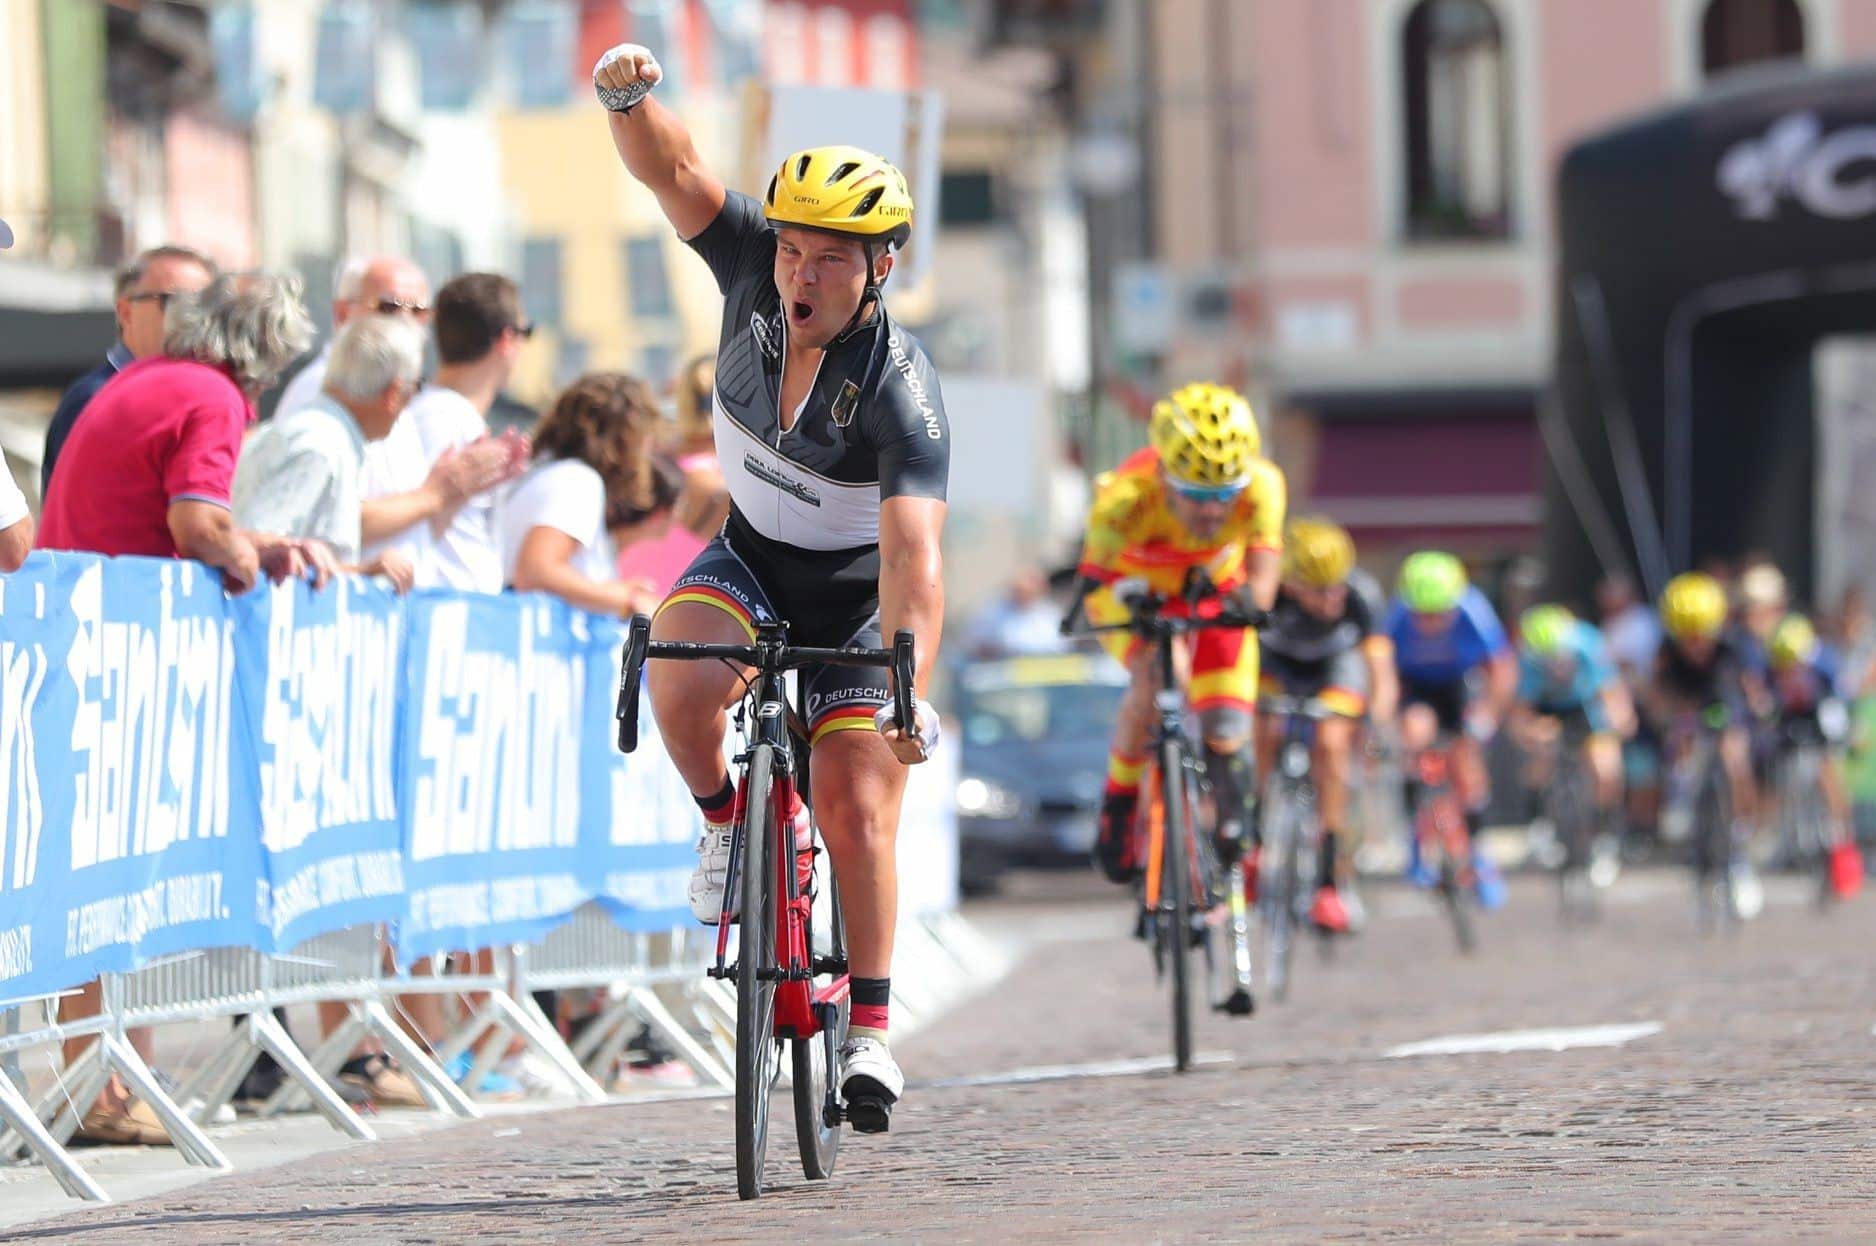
[
  {"left": 0, "top": 0, "right": 49, "bottom": 253},
  {"left": 496, "top": 97, "right": 742, "bottom": 407}
]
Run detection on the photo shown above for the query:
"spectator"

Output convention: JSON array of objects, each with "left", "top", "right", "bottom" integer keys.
[
  {"left": 0, "top": 460, "right": 30, "bottom": 571},
  {"left": 499, "top": 372, "right": 669, "bottom": 616},
  {"left": 41, "top": 245, "right": 217, "bottom": 501},
  {"left": 665, "top": 353, "right": 728, "bottom": 539},
  {"left": 272, "top": 255, "right": 432, "bottom": 420},
  {"left": 362, "top": 273, "right": 531, "bottom": 591},
  {"left": 232, "top": 315, "right": 424, "bottom": 586},
  {"left": 38, "top": 271, "right": 338, "bottom": 1145},
  {"left": 1596, "top": 571, "right": 1661, "bottom": 684},
  {"left": 963, "top": 568, "right": 1071, "bottom": 659}
]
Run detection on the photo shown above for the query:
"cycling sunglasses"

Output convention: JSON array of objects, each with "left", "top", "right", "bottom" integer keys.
[{"left": 1166, "top": 477, "right": 1246, "bottom": 504}]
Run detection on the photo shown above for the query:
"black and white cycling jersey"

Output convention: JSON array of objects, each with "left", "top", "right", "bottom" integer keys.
[{"left": 685, "top": 190, "right": 949, "bottom": 623}]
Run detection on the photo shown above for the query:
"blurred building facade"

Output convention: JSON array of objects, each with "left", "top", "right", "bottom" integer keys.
[{"left": 993, "top": 0, "right": 1876, "bottom": 572}]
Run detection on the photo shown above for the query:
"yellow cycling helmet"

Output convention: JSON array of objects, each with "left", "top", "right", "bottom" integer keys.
[
  {"left": 1285, "top": 517, "right": 1356, "bottom": 588},
  {"left": 763, "top": 145, "right": 913, "bottom": 248},
  {"left": 1659, "top": 571, "right": 1728, "bottom": 641},
  {"left": 1769, "top": 614, "right": 1818, "bottom": 670},
  {"left": 1150, "top": 382, "right": 1260, "bottom": 491}
]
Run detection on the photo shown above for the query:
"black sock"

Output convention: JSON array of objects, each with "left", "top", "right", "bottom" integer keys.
[
  {"left": 1318, "top": 830, "right": 1339, "bottom": 889},
  {"left": 851, "top": 976, "right": 891, "bottom": 1037},
  {"left": 695, "top": 779, "right": 735, "bottom": 824},
  {"left": 1464, "top": 809, "right": 1483, "bottom": 846},
  {"left": 1203, "top": 743, "right": 1256, "bottom": 836}
]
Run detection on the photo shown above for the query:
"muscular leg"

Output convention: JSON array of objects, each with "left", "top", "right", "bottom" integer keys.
[
  {"left": 1586, "top": 734, "right": 1623, "bottom": 812},
  {"left": 811, "top": 729, "right": 910, "bottom": 981},
  {"left": 1312, "top": 714, "right": 1357, "bottom": 894},
  {"left": 1719, "top": 727, "right": 1758, "bottom": 822},
  {"left": 647, "top": 602, "right": 751, "bottom": 799}
]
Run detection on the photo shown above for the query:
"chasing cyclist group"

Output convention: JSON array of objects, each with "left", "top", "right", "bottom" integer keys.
[{"left": 1068, "top": 383, "right": 1867, "bottom": 931}]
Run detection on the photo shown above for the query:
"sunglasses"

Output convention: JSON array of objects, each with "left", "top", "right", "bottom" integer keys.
[
  {"left": 1167, "top": 477, "right": 1245, "bottom": 504},
  {"left": 370, "top": 296, "right": 432, "bottom": 317},
  {"left": 508, "top": 321, "right": 536, "bottom": 340}
]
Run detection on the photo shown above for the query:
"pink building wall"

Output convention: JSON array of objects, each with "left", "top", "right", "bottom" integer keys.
[{"left": 165, "top": 111, "right": 257, "bottom": 269}]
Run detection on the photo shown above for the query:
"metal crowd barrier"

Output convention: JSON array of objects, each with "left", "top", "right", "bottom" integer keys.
[{"left": 0, "top": 910, "right": 737, "bottom": 1205}]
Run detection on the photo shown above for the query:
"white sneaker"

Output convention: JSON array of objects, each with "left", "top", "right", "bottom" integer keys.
[
  {"left": 689, "top": 825, "right": 736, "bottom": 924},
  {"left": 839, "top": 1036, "right": 903, "bottom": 1134}
]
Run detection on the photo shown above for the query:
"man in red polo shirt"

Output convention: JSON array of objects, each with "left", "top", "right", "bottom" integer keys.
[
  {"left": 38, "top": 270, "right": 338, "bottom": 1145},
  {"left": 38, "top": 271, "right": 337, "bottom": 592}
]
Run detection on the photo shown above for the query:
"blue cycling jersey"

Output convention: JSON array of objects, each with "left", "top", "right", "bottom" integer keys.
[
  {"left": 1517, "top": 620, "right": 1616, "bottom": 710},
  {"left": 1384, "top": 585, "right": 1510, "bottom": 685}
]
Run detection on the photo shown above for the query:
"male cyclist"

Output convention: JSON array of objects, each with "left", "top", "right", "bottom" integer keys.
[
  {"left": 1069, "top": 383, "right": 1285, "bottom": 885},
  {"left": 595, "top": 45, "right": 946, "bottom": 1130},
  {"left": 1765, "top": 614, "right": 1864, "bottom": 897},
  {"left": 1647, "top": 572, "right": 1762, "bottom": 909},
  {"left": 1508, "top": 604, "right": 1635, "bottom": 878},
  {"left": 1256, "top": 517, "right": 1398, "bottom": 933},
  {"left": 1384, "top": 551, "right": 1516, "bottom": 908}
]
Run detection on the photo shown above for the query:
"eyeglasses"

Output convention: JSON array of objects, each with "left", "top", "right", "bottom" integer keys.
[
  {"left": 125, "top": 291, "right": 177, "bottom": 309},
  {"left": 1166, "top": 477, "right": 1245, "bottom": 504},
  {"left": 508, "top": 321, "right": 536, "bottom": 340},
  {"left": 371, "top": 297, "right": 432, "bottom": 318}
]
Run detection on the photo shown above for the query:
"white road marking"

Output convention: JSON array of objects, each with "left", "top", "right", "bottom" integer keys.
[
  {"left": 1383, "top": 1022, "right": 1663, "bottom": 1059},
  {"left": 918, "top": 1051, "right": 1234, "bottom": 1090}
]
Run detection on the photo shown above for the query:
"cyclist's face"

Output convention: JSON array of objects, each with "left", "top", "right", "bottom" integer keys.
[
  {"left": 1410, "top": 608, "right": 1455, "bottom": 635},
  {"left": 1165, "top": 482, "right": 1235, "bottom": 540},
  {"left": 1675, "top": 631, "right": 1718, "bottom": 663},
  {"left": 774, "top": 228, "right": 879, "bottom": 349},
  {"left": 1288, "top": 580, "right": 1346, "bottom": 619}
]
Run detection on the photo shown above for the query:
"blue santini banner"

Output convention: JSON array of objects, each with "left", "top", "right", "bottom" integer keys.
[
  {"left": 0, "top": 554, "right": 703, "bottom": 999},
  {"left": 230, "top": 575, "right": 406, "bottom": 951}
]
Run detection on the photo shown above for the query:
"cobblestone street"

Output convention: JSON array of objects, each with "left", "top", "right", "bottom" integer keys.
[{"left": 18, "top": 869, "right": 1876, "bottom": 1243}]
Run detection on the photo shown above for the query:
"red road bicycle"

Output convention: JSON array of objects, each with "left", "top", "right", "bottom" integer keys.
[{"left": 616, "top": 615, "right": 917, "bottom": 1200}]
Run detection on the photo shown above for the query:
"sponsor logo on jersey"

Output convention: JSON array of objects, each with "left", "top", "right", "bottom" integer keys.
[
  {"left": 744, "top": 452, "right": 821, "bottom": 507},
  {"left": 749, "top": 310, "right": 780, "bottom": 360},
  {"left": 887, "top": 333, "right": 942, "bottom": 441},
  {"left": 831, "top": 379, "right": 860, "bottom": 428}
]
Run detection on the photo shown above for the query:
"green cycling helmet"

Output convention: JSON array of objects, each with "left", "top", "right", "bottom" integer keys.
[
  {"left": 1520, "top": 604, "right": 1575, "bottom": 658},
  {"left": 1398, "top": 550, "right": 1467, "bottom": 614}
]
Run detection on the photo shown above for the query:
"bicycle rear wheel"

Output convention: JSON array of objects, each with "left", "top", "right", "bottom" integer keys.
[
  {"left": 735, "top": 744, "right": 781, "bottom": 1201},
  {"left": 794, "top": 870, "right": 846, "bottom": 1180},
  {"left": 1161, "top": 739, "right": 1195, "bottom": 1072}
]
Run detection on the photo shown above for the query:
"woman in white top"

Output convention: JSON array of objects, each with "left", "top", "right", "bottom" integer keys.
[{"left": 500, "top": 372, "right": 669, "bottom": 617}]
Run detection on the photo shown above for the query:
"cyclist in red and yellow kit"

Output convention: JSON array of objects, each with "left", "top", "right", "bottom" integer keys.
[{"left": 1069, "top": 383, "right": 1286, "bottom": 882}]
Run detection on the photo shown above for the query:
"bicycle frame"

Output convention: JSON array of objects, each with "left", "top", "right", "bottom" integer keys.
[{"left": 614, "top": 614, "right": 915, "bottom": 1188}]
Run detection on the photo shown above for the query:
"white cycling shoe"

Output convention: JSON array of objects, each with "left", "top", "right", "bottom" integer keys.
[
  {"left": 839, "top": 1036, "right": 903, "bottom": 1134},
  {"left": 688, "top": 825, "right": 736, "bottom": 924}
]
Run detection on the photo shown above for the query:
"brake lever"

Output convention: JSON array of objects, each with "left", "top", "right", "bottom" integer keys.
[
  {"left": 615, "top": 614, "right": 652, "bottom": 753},
  {"left": 891, "top": 629, "right": 917, "bottom": 734}
]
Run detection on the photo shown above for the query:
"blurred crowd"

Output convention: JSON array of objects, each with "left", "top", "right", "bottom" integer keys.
[{"left": 4, "top": 243, "right": 733, "bottom": 1144}]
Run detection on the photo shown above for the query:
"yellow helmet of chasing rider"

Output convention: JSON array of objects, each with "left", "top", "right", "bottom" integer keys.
[
  {"left": 1150, "top": 382, "right": 1260, "bottom": 492},
  {"left": 1520, "top": 604, "right": 1575, "bottom": 658},
  {"left": 1769, "top": 614, "right": 1819, "bottom": 670},
  {"left": 1284, "top": 516, "right": 1356, "bottom": 588},
  {"left": 1659, "top": 571, "right": 1728, "bottom": 641}
]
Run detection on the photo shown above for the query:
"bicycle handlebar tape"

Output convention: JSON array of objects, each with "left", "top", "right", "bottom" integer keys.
[
  {"left": 596, "top": 74, "right": 653, "bottom": 114},
  {"left": 891, "top": 630, "right": 917, "bottom": 732},
  {"left": 616, "top": 614, "right": 652, "bottom": 753}
]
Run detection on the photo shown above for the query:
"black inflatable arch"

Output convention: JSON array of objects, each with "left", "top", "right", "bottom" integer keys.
[{"left": 1546, "top": 62, "right": 1876, "bottom": 605}]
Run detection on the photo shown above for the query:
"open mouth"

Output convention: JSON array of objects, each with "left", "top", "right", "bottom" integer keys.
[{"left": 789, "top": 300, "right": 814, "bottom": 326}]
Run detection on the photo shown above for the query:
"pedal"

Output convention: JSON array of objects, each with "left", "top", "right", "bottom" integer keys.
[{"left": 844, "top": 1082, "right": 895, "bottom": 1134}]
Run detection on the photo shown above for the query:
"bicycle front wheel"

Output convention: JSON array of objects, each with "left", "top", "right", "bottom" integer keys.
[
  {"left": 736, "top": 744, "right": 781, "bottom": 1201},
  {"left": 1259, "top": 782, "right": 1301, "bottom": 1002},
  {"left": 1161, "top": 739, "right": 1195, "bottom": 1072},
  {"left": 794, "top": 868, "right": 846, "bottom": 1180}
]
